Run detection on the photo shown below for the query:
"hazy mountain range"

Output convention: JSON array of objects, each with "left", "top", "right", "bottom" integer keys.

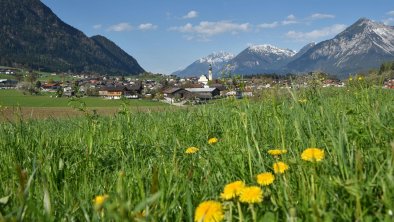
[
  {"left": 174, "top": 18, "right": 394, "bottom": 78},
  {"left": 0, "top": 0, "right": 144, "bottom": 75}
]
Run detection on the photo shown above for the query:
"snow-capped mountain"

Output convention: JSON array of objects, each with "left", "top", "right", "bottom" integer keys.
[
  {"left": 248, "top": 44, "right": 296, "bottom": 57},
  {"left": 174, "top": 18, "right": 394, "bottom": 78},
  {"left": 287, "top": 18, "right": 394, "bottom": 77},
  {"left": 227, "top": 44, "right": 296, "bottom": 75},
  {"left": 173, "top": 51, "right": 234, "bottom": 77}
]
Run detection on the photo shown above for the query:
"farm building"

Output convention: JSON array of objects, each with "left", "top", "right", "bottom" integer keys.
[
  {"left": 41, "top": 83, "right": 61, "bottom": 92},
  {"left": 98, "top": 85, "right": 142, "bottom": 99},
  {"left": 163, "top": 87, "right": 221, "bottom": 100},
  {"left": 184, "top": 88, "right": 220, "bottom": 100},
  {"left": 0, "top": 79, "right": 17, "bottom": 89},
  {"left": 163, "top": 88, "right": 191, "bottom": 99}
]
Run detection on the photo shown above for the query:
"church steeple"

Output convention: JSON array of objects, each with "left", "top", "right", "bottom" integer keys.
[{"left": 208, "top": 64, "right": 213, "bottom": 81}]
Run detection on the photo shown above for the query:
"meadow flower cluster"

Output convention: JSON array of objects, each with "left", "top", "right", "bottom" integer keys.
[
  {"left": 194, "top": 146, "right": 325, "bottom": 222},
  {"left": 184, "top": 137, "right": 219, "bottom": 155}
]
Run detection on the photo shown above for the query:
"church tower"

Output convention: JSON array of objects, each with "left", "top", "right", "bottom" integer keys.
[{"left": 208, "top": 64, "right": 213, "bottom": 81}]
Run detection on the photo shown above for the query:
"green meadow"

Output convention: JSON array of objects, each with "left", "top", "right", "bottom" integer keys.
[
  {"left": 0, "top": 89, "right": 166, "bottom": 108},
  {"left": 0, "top": 86, "right": 393, "bottom": 221}
]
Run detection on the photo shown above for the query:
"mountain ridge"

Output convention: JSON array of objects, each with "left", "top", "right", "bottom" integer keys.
[
  {"left": 0, "top": 0, "right": 144, "bottom": 75},
  {"left": 174, "top": 18, "right": 394, "bottom": 78},
  {"left": 173, "top": 51, "right": 234, "bottom": 77},
  {"left": 286, "top": 18, "right": 394, "bottom": 77},
  {"left": 228, "top": 44, "right": 296, "bottom": 75}
]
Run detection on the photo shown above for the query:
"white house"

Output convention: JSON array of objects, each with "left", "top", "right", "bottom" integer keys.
[{"left": 198, "top": 75, "right": 209, "bottom": 86}]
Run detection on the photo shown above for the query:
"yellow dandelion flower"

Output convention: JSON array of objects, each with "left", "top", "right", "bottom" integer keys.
[
  {"left": 135, "top": 210, "right": 146, "bottom": 218},
  {"left": 93, "top": 194, "right": 109, "bottom": 209},
  {"left": 194, "top": 200, "right": 224, "bottom": 222},
  {"left": 208, "top": 137, "right": 219, "bottom": 145},
  {"left": 298, "top": 99, "right": 308, "bottom": 104},
  {"left": 239, "top": 186, "right": 263, "bottom": 204},
  {"left": 349, "top": 77, "right": 353, "bottom": 81},
  {"left": 268, "top": 149, "right": 287, "bottom": 156},
  {"left": 358, "top": 76, "right": 363, "bottom": 81},
  {"left": 301, "top": 148, "right": 325, "bottom": 162},
  {"left": 273, "top": 161, "right": 289, "bottom": 174},
  {"left": 256, "top": 172, "right": 275, "bottom": 186},
  {"left": 185, "top": 147, "right": 199, "bottom": 154},
  {"left": 220, "top": 180, "right": 245, "bottom": 200}
]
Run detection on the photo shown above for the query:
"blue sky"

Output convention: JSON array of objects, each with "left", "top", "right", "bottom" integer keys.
[{"left": 41, "top": 0, "right": 394, "bottom": 74}]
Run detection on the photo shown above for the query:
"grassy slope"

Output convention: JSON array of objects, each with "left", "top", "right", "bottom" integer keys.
[
  {"left": 0, "top": 89, "right": 165, "bottom": 107},
  {"left": 0, "top": 87, "right": 393, "bottom": 221}
]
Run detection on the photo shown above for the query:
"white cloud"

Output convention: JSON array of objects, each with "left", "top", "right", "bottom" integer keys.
[
  {"left": 282, "top": 20, "right": 298, "bottom": 25},
  {"left": 138, "top": 23, "right": 158, "bottom": 31},
  {"left": 107, "top": 22, "right": 133, "bottom": 32},
  {"left": 309, "top": 13, "right": 335, "bottom": 20},
  {"left": 387, "top": 11, "right": 394, "bottom": 16},
  {"left": 170, "top": 21, "right": 250, "bottom": 40},
  {"left": 282, "top": 14, "right": 298, "bottom": 25},
  {"left": 93, "top": 24, "right": 102, "bottom": 30},
  {"left": 383, "top": 18, "right": 394, "bottom": 25},
  {"left": 183, "top": 10, "right": 198, "bottom": 19},
  {"left": 286, "top": 24, "right": 347, "bottom": 41},
  {"left": 280, "top": 13, "right": 335, "bottom": 26},
  {"left": 258, "top": 22, "right": 279, "bottom": 29},
  {"left": 287, "top": 14, "right": 296, "bottom": 20}
]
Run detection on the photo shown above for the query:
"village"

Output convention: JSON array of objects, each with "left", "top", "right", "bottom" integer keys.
[{"left": 1, "top": 66, "right": 393, "bottom": 105}]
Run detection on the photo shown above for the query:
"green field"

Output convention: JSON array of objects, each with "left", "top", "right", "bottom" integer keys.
[
  {"left": 0, "top": 89, "right": 166, "bottom": 107},
  {"left": 0, "top": 74, "right": 16, "bottom": 80},
  {"left": 0, "top": 86, "right": 393, "bottom": 221}
]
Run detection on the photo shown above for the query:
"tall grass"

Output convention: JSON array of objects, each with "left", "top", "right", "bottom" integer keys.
[{"left": 0, "top": 86, "right": 393, "bottom": 221}]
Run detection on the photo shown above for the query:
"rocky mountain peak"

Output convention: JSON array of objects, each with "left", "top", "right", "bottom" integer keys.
[
  {"left": 248, "top": 44, "right": 296, "bottom": 57},
  {"left": 198, "top": 51, "right": 235, "bottom": 64},
  {"left": 287, "top": 18, "right": 394, "bottom": 77}
]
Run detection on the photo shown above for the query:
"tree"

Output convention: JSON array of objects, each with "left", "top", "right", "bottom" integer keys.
[
  {"left": 35, "top": 80, "right": 42, "bottom": 89},
  {"left": 14, "top": 73, "right": 24, "bottom": 82},
  {"left": 16, "top": 82, "right": 37, "bottom": 95},
  {"left": 56, "top": 87, "right": 63, "bottom": 97},
  {"left": 26, "top": 71, "right": 38, "bottom": 84}
]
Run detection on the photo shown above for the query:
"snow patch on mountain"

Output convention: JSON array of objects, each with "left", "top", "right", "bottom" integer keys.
[
  {"left": 173, "top": 51, "right": 234, "bottom": 77},
  {"left": 248, "top": 44, "right": 296, "bottom": 57},
  {"left": 198, "top": 51, "right": 235, "bottom": 64}
]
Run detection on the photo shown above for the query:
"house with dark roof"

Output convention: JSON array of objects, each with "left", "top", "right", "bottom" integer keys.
[
  {"left": 210, "top": 84, "right": 227, "bottom": 96},
  {"left": 163, "top": 87, "right": 221, "bottom": 101},
  {"left": 0, "top": 79, "right": 17, "bottom": 89},
  {"left": 184, "top": 88, "right": 220, "bottom": 100},
  {"left": 163, "top": 87, "right": 191, "bottom": 99},
  {"left": 41, "top": 83, "right": 61, "bottom": 92}
]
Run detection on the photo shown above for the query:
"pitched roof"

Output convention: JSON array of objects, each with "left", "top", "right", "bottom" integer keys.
[
  {"left": 163, "top": 87, "right": 182, "bottom": 94},
  {"left": 100, "top": 86, "right": 127, "bottom": 91},
  {"left": 185, "top": 88, "right": 218, "bottom": 93},
  {"left": 210, "top": 84, "right": 227, "bottom": 91}
]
